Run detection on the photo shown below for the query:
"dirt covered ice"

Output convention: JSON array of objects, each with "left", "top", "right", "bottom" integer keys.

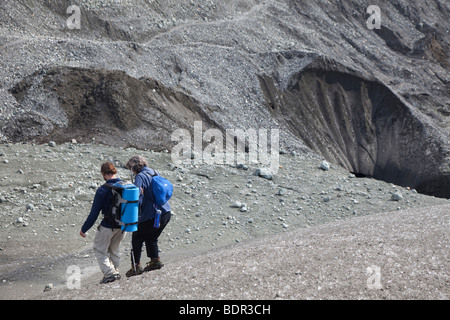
[{"left": 0, "top": 142, "right": 448, "bottom": 299}]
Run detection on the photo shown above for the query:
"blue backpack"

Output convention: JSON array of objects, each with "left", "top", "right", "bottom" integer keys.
[{"left": 145, "top": 170, "right": 173, "bottom": 207}]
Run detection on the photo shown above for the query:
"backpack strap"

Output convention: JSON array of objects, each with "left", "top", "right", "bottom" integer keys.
[
  {"left": 102, "top": 182, "right": 114, "bottom": 189},
  {"left": 102, "top": 182, "right": 139, "bottom": 232},
  {"left": 144, "top": 169, "right": 158, "bottom": 177},
  {"left": 141, "top": 170, "right": 163, "bottom": 209},
  {"left": 141, "top": 170, "right": 156, "bottom": 198},
  {"left": 101, "top": 183, "right": 121, "bottom": 228}
]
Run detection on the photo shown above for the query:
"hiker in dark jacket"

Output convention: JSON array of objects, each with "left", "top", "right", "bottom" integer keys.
[
  {"left": 125, "top": 155, "right": 171, "bottom": 277},
  {"left": 80, "top": 162, "right": 125, "bottom": 284}
]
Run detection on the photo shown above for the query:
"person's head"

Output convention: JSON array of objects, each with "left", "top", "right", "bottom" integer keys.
[
  {"left": 126, "top": 156, "right": 148, "bottom": 174},
  {"left": 100, "top": 162, "right": 117, "bottom": 180}
]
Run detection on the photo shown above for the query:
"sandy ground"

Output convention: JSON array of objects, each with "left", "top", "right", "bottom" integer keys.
[
  {"left": 43, "top": 204, "right": 450, "bottom": 300},
  {"left": 0, "top": 142, "right": 448, "bottom": 300}
]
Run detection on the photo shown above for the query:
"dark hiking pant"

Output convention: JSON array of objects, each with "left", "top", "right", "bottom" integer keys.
[{"left": 131, "top": 212, "right": 171, "bottom": 264}]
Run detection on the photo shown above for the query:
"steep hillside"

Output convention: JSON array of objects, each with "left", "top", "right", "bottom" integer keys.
[{"left": 0, "top": 0, "right": 449, "bottom": 197}]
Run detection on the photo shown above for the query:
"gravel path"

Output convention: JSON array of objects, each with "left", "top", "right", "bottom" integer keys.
[
  {"left": 44, "top": 204, "right": 449, "bottom": 300},
  {"left": 1, "top": 142, "right": 449, "bottom": 299}
]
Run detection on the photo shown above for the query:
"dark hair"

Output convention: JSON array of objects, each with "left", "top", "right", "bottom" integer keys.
[
  {"left": 126, "top": 155, "right": 148, "bottom": 173},
  {"left": 101, "top": 162, "right": 117, "bottom": 175}
]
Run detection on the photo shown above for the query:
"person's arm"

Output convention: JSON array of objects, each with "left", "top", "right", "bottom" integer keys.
[{"left": 80, "top": 188, "right": 104, "bottom": 235}]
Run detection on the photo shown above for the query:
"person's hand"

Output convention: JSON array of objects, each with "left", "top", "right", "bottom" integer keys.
[{"left": 79, "top": 230, "right": 86, "bottom": 238}]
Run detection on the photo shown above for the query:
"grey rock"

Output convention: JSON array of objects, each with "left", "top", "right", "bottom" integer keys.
[
  {"left": 391, "top": 192, "right": 403, "bottom": 201},
  {"left": 43, "top": 283, "right": 53, "bottom": 292},
  {"left": 231, "top": 201, "right": 242, "bottom": 208},
  {"left": 255, "top": 168, "right": 273, "bottom": 180},
  {"left": 320, "top": 161, "right": 330, "bottom": 171}
]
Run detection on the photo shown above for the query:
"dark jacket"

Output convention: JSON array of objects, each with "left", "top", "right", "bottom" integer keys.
[
  {"left": 81, "top": 178, "right": 122, "bottom": 233},
  {"left": 134, "top": 166, "right": 171, "bottom": 223}
]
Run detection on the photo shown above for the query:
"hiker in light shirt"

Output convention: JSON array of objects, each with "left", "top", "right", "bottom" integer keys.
[{"left": 80, "top": 162, "right": 125, "bottom": 284}]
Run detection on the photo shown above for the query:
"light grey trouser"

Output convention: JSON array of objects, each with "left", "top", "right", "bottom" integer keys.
[{"left": 93, "top": 226, "right": 125, "bottom": 277}]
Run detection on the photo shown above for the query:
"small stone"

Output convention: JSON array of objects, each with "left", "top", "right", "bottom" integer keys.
[
  {"left": 48, "top": 141, "right": 56, "bottom": 147},
  {"left": 236, "top": 163, "right": 249, "bottom": 170},
  {"left": 231, "top": 201, "right": 242, "bottom": 208},
  {"left": 44, "top": 283, "right": 53, "bottom": 292},
  {"left": 391, "top": 192, "right": 403, "bottom": 201},
  {"left": 26, "top": 203, "right": 35, "bottom": 211},
  {"left": 319, "top": 160, "right": 330, "bottom": 171},
  {"left": 255, "top": 168, "right": 273, "bottom": 180}
]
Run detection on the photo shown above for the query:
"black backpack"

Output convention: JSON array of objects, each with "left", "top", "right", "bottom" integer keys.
[{"left": 103, "top": 181, "right": 139, "bottom": 231}]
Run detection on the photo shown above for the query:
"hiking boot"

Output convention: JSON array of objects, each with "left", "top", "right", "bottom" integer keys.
[
  {"left": 125, "top": 263, "right": 143, "bottom": 277},
  {"left": 100, "top": 273, "right": 121, "bottom": 284},
  {"left": 144, "top": 258, "right": 164, "bottom": 272}
]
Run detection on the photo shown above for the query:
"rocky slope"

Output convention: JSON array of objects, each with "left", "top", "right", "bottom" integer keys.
[
  {"left": 45, "top": 204, "right": 450, "bottom": 300},
  {"left": 0, "top": 0, "right": 449, "bottom": 197},
  {"left": 0, "top": 0, "right": 449, "bottom": 300},
  {"left": 0, "top": 142, "right": 448, "bottom": 299}
]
